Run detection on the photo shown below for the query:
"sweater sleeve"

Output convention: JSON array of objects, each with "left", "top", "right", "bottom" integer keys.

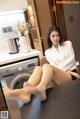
[
  {"left": 60, "top": 41, "right": 76, "bottom": 69},
  {"left": 45, "top": 49, "right": 63, "bottom": 69}
]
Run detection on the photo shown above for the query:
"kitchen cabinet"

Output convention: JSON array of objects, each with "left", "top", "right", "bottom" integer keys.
[
  {"left": 0, "top": 83, "right": 8, "bottom": 111},
  {"left": 27, "top": 0, "right": 43, "bottom": 53}
]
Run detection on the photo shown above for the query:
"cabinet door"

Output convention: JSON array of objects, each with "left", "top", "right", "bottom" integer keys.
[
  {"left": 27, "top": 0, "right": 43, "bottom": 53},
  {"left": 51, "top": 0, "right": 68, "bottom": 41},
  {"left": 0, "top": 82, "right": 8, "bottom": 111}
]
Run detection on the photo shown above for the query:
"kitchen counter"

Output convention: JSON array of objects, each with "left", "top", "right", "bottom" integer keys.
[{"left": 0, "top": 49, "right": 41, "bottom": 66}]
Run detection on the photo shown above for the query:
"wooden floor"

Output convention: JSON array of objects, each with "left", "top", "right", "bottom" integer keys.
[{"left": 20, "top": 80, "right": 80, "bottom": 119}]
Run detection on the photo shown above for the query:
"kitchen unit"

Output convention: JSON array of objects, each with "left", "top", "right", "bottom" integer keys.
[
  {"left": 0, "top": 49, "right": 41, "bottom": 115},
  {"left": 0, "top": 49, "right": 41, "bottom": 84},
  {"left": 0, "top": 0, "right": 41, "bottom": 117}
]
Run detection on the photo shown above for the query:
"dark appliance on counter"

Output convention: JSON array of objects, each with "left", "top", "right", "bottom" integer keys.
[{"left": 8, "top": 38, "right": 20, "bottom": 54}]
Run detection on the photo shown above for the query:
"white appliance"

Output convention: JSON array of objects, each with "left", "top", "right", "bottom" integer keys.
[{"left": 0, "top": 50, "right": 41, "bottom": 89}]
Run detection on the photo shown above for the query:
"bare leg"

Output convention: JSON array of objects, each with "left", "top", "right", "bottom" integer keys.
[
  {"left": 23, "top": 66, "right": 43, "bottom": 87},
  {"left": 26, "top": 64, "right": 72, "bottom": 101},
  {"left": 26, "top": 64, "right": 56, "bottom": 101},
  {"left": 23, "top": 66, "right": 43, "bottom": 102}
]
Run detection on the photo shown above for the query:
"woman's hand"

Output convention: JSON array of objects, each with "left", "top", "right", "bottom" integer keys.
[{"left": 66, "top": 71, "right": 80, "bottom": 79}]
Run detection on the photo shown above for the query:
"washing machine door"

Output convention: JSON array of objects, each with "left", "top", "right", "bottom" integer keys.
[{"left": 10, "top": 73, "right": 31, "bottom": 89}]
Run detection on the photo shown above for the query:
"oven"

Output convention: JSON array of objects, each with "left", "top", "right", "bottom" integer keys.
[{"left": 0, "top": 55, "right": 39, "bottom": 89}]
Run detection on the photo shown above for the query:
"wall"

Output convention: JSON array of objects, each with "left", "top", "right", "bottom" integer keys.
[
  {"left": 0, "top": 0, "right": 27, "bottom": 12},
  {"left": 63, "top": 4, "right": 80, "bottom": 69}
]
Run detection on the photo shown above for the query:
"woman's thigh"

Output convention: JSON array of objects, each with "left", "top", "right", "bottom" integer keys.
[{"left": 51, "top": 65, "right": 72, "bottom": 85}]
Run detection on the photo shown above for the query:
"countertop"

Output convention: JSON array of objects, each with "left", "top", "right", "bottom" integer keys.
[{"left": 0, "top": 49, "right": 41, "bottom": 66}]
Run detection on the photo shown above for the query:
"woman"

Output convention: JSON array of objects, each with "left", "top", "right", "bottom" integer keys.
[{"left": 3, "top": 26, "right": 80, "bottom": 103}]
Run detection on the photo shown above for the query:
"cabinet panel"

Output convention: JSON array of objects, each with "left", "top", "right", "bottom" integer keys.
[
  {"left": 27, "top": 0, "right": 43, "bottom": 53},
  {"left": 0, "top": 84, "right": 8, "bottom": 111}
]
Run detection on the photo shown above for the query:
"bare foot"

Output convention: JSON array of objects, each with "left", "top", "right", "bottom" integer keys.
[
  {"left": 25, "top": 85, "right": 47, "bottom": 101},
  {"left": 3, "top": 87, "right": 31, "bottom": 104},
  {"left": 32, "top": 87, "right": 46, "bottom": 101}
]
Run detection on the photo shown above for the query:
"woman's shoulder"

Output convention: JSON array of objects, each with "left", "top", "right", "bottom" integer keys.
[
  {"left": 45, "top": 48, "right": 52, "bottom": 55},
  {"left": 63, "top": 40, "right": 72, "bottom": 46}
]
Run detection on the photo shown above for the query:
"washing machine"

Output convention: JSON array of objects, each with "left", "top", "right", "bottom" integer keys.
[{"left": 0, "top": 55, "right": 39, "bottom": 89}]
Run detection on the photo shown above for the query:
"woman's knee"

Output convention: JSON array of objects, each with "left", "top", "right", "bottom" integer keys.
[
  {"left": 43, "top": 63, "right": 52, "bottom": 68},
  {"left": 43, "top": 64, "right": 53, "bottom": 72},
  {"left": 34, "top": 66, "right": 42, "bottom": 73}
]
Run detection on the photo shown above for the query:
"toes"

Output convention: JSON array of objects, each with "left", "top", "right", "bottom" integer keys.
[{"left": 20, "top": 94, "right": 31, "bottom": 103}]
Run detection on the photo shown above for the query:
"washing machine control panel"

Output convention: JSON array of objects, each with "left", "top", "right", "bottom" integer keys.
[{"left": 0, "top": 56, "right": 39, "bottom": 78}]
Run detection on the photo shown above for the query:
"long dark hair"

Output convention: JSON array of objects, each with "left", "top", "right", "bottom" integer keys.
[{"left": 47, "top": 26, "right": 63, "bottom": 48}]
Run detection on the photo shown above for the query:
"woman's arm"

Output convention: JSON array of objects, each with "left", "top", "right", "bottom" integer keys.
[{"left": 60, "top": 41, "right": 76, "bottom": 69}]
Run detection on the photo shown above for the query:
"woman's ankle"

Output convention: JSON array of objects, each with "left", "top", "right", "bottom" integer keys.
[
  {"left": 34, "top": 87, "right": 46, "bottom": 101},
  {"left": 36, "top": 84, "right": 46, "bottom": 91},
  {"left": 23, "top": 82, "right": 34, "bottom": 88}
]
